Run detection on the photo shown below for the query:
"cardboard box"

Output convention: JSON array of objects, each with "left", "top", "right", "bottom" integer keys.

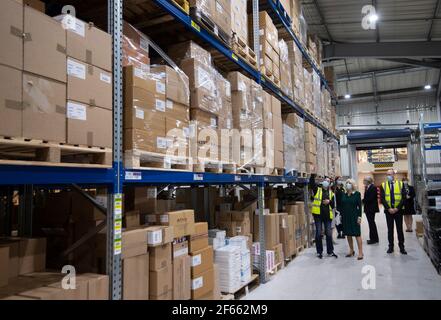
[
  {"left": 189, "top": 222, "right": 209, "bottom": 253},
  {"left": 146, "top": 226, "right": 174, "bottom": 246},
  {"left": 54, "top": 15, "right": 112, "bottom": 72},
  {"left": 191, "top": 267, "right": 214, "bottom": 300},
  {"left": 124, "top": 128, "right": 168, "bottom": 154},
  {"left": 123, "top": 254, "right": 149, "bottom": 300},
  {"left": 80, "top": 273, "right": 109, "bottom": 300},
  {"left": 0, "top": 0, "right": 23, "bottom": 70},
  {"left": 149, "top": 265, "right": 172, "bottom": 299},
  {"left": 190, "top": 246, "right": 214, "bottom": 277},
  {"left": 173, "top": 255, "right": 191, "bottom": 300},
  {"left": 0, "top": 246, "right": 8, "bottom": 287},
  {"left": 0, "top": 239, "right": 20, "bottom": 279},
  {"left": 123, "top": 21, "right": 149, "bottom": 70},
  {"left": 0, "top": 65, "right": 22, "bottom": 138},
  {"left": 213, "top": 0, "right": 232, "bottom": 36},
  {"left": 273, "top": 243, "right": 283, "bottom": 265},
  {"left": 67, "top": 58, "right": 112, "bottom": 110},
  {"left": 22, "top": 73, "right": 66, "bottom": 142},
  {"left": 151, "top": 65, "right": 190, "bottom": 106},
  {"left": 24, "top": 0, "right": 45, "bottom": 12},
  {"left": 121, "top": 228, "right": 148, "bottom": 260},
  {"left": 18, "top": 238, "right": 46, "bottom": 275},
  {"left": 18, "top": 286, "right": 66, "bottom": 300},
  {"left": 173, "top": 240, "right": 189, "bottom": 258},
  {"left": 24, "top": 7, "right": 66, "bottom": 83},
  {"left": 159, "top": 210, "right": 196, "bottom": 238},
  {"left": 268, "top": 198, "right": 278, "bottom": 213},
  {"left": 67, "top": 101, "right": 112, "bottom": 147},
  {"left": 253, "top": 214, "right": 279, "bottom": 248},
  {"left": 124, "top": 210, "right": 140, "bottom": 228},
  {"left": 149, "top": 243, "right": 172, "bottom": 271}
]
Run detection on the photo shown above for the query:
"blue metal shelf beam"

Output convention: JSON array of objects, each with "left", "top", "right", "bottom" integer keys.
[
  {"left": 425, "top": 146, "right": 441, "bottom": 151},
  {"left": 424, "top": 123, "right": 441, "bottom": 131}
]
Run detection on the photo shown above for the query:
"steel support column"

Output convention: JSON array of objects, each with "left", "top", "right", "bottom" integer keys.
[
  {"left": 257, "top": 182, "right": 266, "bottom": 283},
  {"left": 303, "top": 184, "right": 311, "bottom": 247}
]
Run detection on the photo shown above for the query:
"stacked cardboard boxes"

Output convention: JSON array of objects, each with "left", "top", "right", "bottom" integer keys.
[
  {"left": 253, "top": 214, "right": 280, "bottom": 249},
  {"left": 230, "top": 0, "right": 248, "bottom": 44},
  {"left": 279, "top": 39, "right": 294, "bottom": 99},
  {"left": 0, "top": 2, "right": 112, "bottom": 148},
  {"left": 217, "top": 211, "right": 251, "bottom": 238},
  {"left": 316, "top": 129, "right": 325, "bottom": 177},
  {"left": 283, "top": 113, "right": 305, "bottom": 173},
  {"left": 313, "top": 73, "right": 322, "bottom": 119},
  {"left": 123, "top": 22, "right": 150, "bottom": 71},
  {"left": 303, "top": 69, "right": 313, "bottom": 114},
  {"left": 304, "top": 122, "right": 317, "bottom": 173},
  {"left": 251, "top": 12, "right": 280, "bottom": 85},
  {"left": 272, "top": 96, "right": 284, "bottom": 170},
  {"left": 172, "top": 238, "right": 191, "bottom": 300},
  {"left": 149, "top": 242, "right": 173, "bottom": 300},
  {"left": 189, "top": 229, "right": 214, "bottom": 300},
  {"left": 189, "top": 0, "right": 231, "bottom": 41},
  {"left": 287, "top": 40, "right": 305, "bottom": 107}
]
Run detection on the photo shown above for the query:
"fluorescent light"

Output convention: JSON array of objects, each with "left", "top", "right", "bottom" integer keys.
[
  {"left": 345, "top": 94, "right": 351, "bottom": 99},
  {"left": 369, "top": 14, "right": 379, "bottom": 23},
  {"left": 425, "top": 85, "right": 432, "bottom": 90}
]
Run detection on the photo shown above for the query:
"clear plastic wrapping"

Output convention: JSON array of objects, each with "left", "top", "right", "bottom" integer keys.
[
  {"left": 316, "top": 129, "right": 325, "bottom": 176},
  {"left": 303, "top": 68, "right": 313, "bottom": 112},
  {"left": 283, "top": 114, "right": 305, "bottom": 174},
  {"left": 230, "top": 0, "right": 248, "bottom": 44},
  {"left": 313, "top": 72, "right": 322, "bottom": 118},
  {"left": 167, "top": 41, "right": 212, "bottom": 67},
  {"left": 189, "top": 0, "right": 214, "bottom": 21},
  {"left": 123, "top": 22, "right": 150, "bottom": 73},
  {"left": 279, "top": 39, "right": 294, "bottom": 99}
]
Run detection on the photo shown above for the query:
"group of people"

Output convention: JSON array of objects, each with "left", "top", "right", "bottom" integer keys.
[{"left": 310, "top": 169, "right": 416, "bottom": 260}]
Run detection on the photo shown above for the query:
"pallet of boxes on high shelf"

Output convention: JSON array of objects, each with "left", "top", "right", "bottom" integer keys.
[
  {"left": 189, "top": 0, "right": 231, "bottom": 47},
  {"left": 304, "top": 122, "right": 318, "bottom": 175},
  {"left": 0, "top": 0, "right": 112, "bottom": 167},
  {"left": 167, "top": 40, "right": 236, "bottom": 173},
  {"left": 250, "top": 11, "right": 280, "bottom": 88},
  {"left": 122, "top": 23, "right": 193, "bottom": 171},
  {"left": 287, "top": 39, "right": 306, "bottom": 109},
  {"left": 283, "top": 113, "right": 306, "bottom": 177},
  {"left": 230, "top": 0, "right": 258, "bottom": 70}
]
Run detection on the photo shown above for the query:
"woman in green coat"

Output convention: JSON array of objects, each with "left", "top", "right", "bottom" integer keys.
[{"left": 341, "top": 179, "right": 364, "bottom": 260}]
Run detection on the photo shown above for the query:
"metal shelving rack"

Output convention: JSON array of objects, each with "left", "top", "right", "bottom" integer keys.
[
  {"left": 0, "top": 0, "right": 343, "bottom": 300},
  {"left": 419, "top": 120, "right": 441, "bottom": 190}
]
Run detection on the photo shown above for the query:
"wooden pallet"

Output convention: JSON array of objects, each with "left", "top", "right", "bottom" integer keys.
[
  {"left": 220, "top": 294, "right": 235, "bottom": 300},
  {"left": 272, "top": 167, "right": 284, "bottom": 176},
  {"left": 193, "top": 159, "right": 237, "bottom": 174},
  {"left": 267, "top": 262, "right": 283, "bottom": 277},
  {"left": 221, "top": 274, "right": 259, "bottom": 300},
  {"left": 296, "top": 244, "right": 307, "bottom": 253},
  {"left": 125, "top": 150, "right": 192, "bottom": 171},
  {"left": 190, "top": 8, "right": 231, "bottom": 48},
  {"left": 297, "top": 171, "right": 308, "bottom": 178},
  {"left": 231, "top": 34, "right": 258, "bottom": 69},
  {"left": 0, "top": 137, "right": 112, "bottom": 167},
  {"left": 171, "top": 0, "right": 190, "bottom": 14}
]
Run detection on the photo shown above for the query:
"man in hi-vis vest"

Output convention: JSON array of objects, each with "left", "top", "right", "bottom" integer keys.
[
  {"left": 311, "top": 176, "right": 338, "bottom": 259},
  {"left": 380, "top": 169, "right": 407, "bottom": 255}
]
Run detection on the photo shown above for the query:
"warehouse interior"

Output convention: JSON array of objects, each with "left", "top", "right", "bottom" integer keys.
[{"left": 0, "top": 0, "right": 440, "bottom": 302}]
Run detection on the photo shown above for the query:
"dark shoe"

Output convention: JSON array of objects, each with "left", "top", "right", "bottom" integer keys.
[
  {"left": 345, "top": 251, "right": 355, "bottom": 258},
  {"left": 317, "top": 254, "right": 323, "bottom": 259},
  {"left": 387, "top": 247, "right": 394, "bottom": 254},
  {"left": 400, "top": 248, "right": 408, "bottom": 255},
  {"left": 367, "top": 240, "right": 378, "bottom": 245},
  {"left": 328, "top": 253, "right": 338, "bottom": 258},
  {"left": 357, "top": 255, "right": 364, "bottom": 260},
  {"left": 406, "top": 229, "right": 413, "bottom": 233}
]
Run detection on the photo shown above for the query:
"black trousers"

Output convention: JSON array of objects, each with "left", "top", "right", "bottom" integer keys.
[
  {"left": 365, "top": 211, "right": 379, "bottom": 242},
  {"left": 385, "top": 212, "right": 405, "bottom": 248}
]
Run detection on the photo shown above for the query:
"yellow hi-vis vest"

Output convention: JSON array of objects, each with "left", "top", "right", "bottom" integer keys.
[
  {"left": 382, "top": 181, "right": 403, "bottom": 208},
  {"left": 311, "top": 188, "right": 334, "bottom": 219}
]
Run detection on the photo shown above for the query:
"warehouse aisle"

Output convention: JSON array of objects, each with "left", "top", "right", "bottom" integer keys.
[{"left": 244, "top": 213, "right": 441, "bottom": 300}]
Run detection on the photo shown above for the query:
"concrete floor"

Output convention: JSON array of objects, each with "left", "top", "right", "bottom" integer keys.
[{"left": 244, "top": 212, "right": 441, "bottom": 300}]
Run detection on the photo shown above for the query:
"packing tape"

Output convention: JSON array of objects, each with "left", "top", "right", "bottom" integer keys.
[
  {"left": 57, "top": 44, "right": 67, "bottom": 54},
  {"left": 23, "top": 32, "right": 32, "bottom": 41},
  {"left": 10, "top": 26, "right": 23, "bottom": 38},
  {"left": 56, "top": 105, "right": 66, "bottom": 115},
  {"left": 86, "top": 50, "right": 93, "bottom": 64},
  {"left": 88, "top": 65, "right": 94, "bottom": 75},
  {"left": 87, "top": 132, "right": 94, "bottom": 146},
  {"left": 22, "top": 102, "right": 31, "bottom": 109},
  {"left": 89, "top": 99, "right": 96, "bottom": 106},
  {"left": 5, "top": 100, "right": 24, "bottom": 110}
]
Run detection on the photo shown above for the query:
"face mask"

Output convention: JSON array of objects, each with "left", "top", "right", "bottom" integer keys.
[
  {"left": 346, "top": 183, "right": 353, "bottom": 191},
  {"left": 387, "top": 175, "right": 394, "bottom": 182},
  {"left": 322, "top": 181, "right": 330, "bottom": 189},
  {"left": 403, "top": 181, "right": 408, "bottom": 186}
]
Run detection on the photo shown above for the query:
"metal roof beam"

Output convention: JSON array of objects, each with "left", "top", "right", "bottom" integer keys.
[
  {"left": 311, "top": 0, "right": 333, "bottom": 42},
  {"left": 428, "top": 0, "right": 441, "bottom": 41},
  {"left": 381, "top": 58, "right": 441, "bottom": 69},
  {"left": 308, "top": 17, "right": 441, "bottom": 27},
  {"left": 324, "top": 42, "right": 441, "bottom": 60},
  {"left": 338, "top": 85, "right": 438, "bottom": 100},
  {"left": 336, "top": 66, "right": 425, "bottom": 82}
]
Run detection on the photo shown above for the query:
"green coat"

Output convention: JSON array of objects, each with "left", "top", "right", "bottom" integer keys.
[{"left": 341, "top": 191, "right": 362, "bottom": 237}]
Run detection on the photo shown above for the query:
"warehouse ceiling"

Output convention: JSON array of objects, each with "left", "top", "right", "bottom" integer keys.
[{"left": 302, "top": 0, "right": 441, "bottom": 110}]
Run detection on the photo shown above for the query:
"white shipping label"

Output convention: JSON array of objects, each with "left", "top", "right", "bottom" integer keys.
[
  {"left": 191, "top": 254, "right": 202, "bottom": 267},
  {"left": 147, "top": 230, "right": 162, "bottom": 245},
  {"left": 147, "top": 188, "right": 157, "bottom": 199},
  {"left": 67, "top": 102, "right": 87, "bottom": 121},
  {"left": 157, "top": 137, "right": 168, "bottom": 149},
  {"left": 160, "top": 215, "right": 169, "bottom": 223},
  {"left": 174, "top": 247, "right": 189, "bottom": 258},
  {"left": 72, "top": 19, "right": 86, "bottom": 37},
  {"left": 166, "top": 100, "right": 174, "bottom": 109},
  {"left": 156, "top": 100, "right": 166, "bottom": 112},
  {"left": 192, "top": 277, "right": 203, "bottom": 290},
  {"left": 134, "top": 67, "right": 146, "bottom": 79},
  {"left": 135, "top": 109, "right": 145, "bottom": 119},
  {"left": 67, "top": 59, "right": 86, "bottom": 80},
  {"left": 100, "top": 73, "right": 112, "bottom": 84},
  {"left": 140, "top": 37, "right": 149, "bottom": 53},
  {"left": 210, "top": 118, "right": 217, "bottom": 127},
  {"left": 183, "top": 127, "right": 190, "bottom": 137},
  {"left": 156, "top": 82, "right": 166, "bottom": 94}
]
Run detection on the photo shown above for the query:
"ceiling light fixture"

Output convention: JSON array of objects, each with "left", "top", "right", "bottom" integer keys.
[
  {"left": 369, "top": 14, "right": 379, "bottom": 23},
  {"left": 345, "top": 94, "right": 351, "bottom": 99},
  {"left": 425, "top": 85, "right": 432, "bottom": 90}
]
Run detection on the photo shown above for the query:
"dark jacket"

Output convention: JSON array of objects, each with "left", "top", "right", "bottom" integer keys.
[
  {"left": 403, "top": 185, "right": 416, "bottom": 215},
  {"left": 380, "top": 180, "right": 406, "bottom": 212},
  {"left": 363, "top": 184, "right": 379, "bottom": 214}
]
